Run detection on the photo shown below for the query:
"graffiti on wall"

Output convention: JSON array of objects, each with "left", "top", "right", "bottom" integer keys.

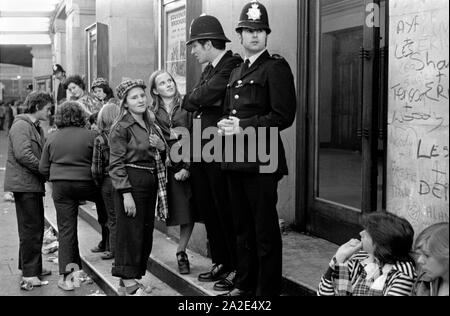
[{"left": 388, "top": 0, "right": 449, "bottom": 233}]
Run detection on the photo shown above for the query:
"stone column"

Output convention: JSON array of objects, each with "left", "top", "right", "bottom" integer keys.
[
  {"left": 31, "top": 45, "right": 53, "bottom": 79},
  {"left": 65, "top": 0, "right": 96, "bottom": 76}
]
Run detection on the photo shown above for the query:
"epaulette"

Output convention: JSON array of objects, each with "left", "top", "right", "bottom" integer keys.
[
  {"left": 233, "top": 53, "right": 242, "bottom": 58},
  {"left": 271, "top": 54, "right": 285, "bottom": 60}
]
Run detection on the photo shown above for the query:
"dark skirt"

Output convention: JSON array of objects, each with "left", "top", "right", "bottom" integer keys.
[{"left": 166, "top": 169, "right": 199, "bottom": 227}]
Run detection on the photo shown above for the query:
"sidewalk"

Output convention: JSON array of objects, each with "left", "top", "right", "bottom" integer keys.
[
  {"left": 77, "top": 201, "right": 338, "bottom": 296},
  {"left": 0, "top": 130, "right": 103, "bottom": 296}
]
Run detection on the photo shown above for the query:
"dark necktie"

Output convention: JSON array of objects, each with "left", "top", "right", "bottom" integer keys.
[
  {"left": 202, "top": 64, "right": 214, "bottom": 80},
  {"left": 242, "top": 59, "right": 250, "bottom": 72}
]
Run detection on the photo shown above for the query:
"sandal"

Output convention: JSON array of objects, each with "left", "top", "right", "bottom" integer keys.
[{"left": 20, "top": 277, "right": 48, "bottom": 291}]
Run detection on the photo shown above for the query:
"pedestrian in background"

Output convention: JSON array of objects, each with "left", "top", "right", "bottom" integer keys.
[
  {"left": 109, "top": 79, "right": 168, "bottom": 295},
  {"left": 4, "top": 91, "right": 53, "bottom": 290},
  {"left": 0, "top": 102, "right": 6, "bottom": 130},
  {"left": 7, "top": 100, "right": 18, "bottom": 131},
  {"left": 150, "top": 70, "right": 199, "bottom": 275},
  {"left": 91, "top": 78, "right": 119, "bottom": 107},
  {"left": 52, "top": 64, "right": 67, "bottom": 127},
  {"left": 53, "top": 64, "right": 67, "bottom": 105},
  {"left": 91, "top": 102, "right": 121, "bottom": 261},
  {"left": 39, "top": 101, "right": 107, "bottom": 292},
  {"left": 64, "top": 75, "right": 101, "bottom": 116},
  {"left": 413, "top": 222, "right": 449, "bottom": 296},
  {"left": 317, "top": 212, "right": 417, "bottom": 296}
]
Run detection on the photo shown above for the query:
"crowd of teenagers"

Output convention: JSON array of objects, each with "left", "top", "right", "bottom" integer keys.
[{"left": 3, "top": 0, "right": 448, "bottom": 297}]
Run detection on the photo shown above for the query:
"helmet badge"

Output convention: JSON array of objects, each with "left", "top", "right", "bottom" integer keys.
[{"left": 247, "top": 3, "right": 262, "bottom": 21}]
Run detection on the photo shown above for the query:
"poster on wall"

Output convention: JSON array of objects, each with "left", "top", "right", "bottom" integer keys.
[
  {"left": 165, "top": 3, "right": 186, "bottom": 95},
  {"left": 387, "top": 0, "right": 449, "bottom": 233}
]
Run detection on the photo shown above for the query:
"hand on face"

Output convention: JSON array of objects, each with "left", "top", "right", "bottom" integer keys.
[{"left": 335, "top": 239, "right": 363, "bottom": 263}]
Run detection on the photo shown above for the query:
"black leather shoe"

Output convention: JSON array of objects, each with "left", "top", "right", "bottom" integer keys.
[
  {"left": 101, "top": 252, "right": 114, "bottom": 260},
  {"left": 198, "top": 264, "right": 228, "bottom": 282},
  {"left": 213, "top": 271, "right": 236, "bottom": 292},
  {"left": 219, "top": 288, "right": 253, "bottom": 297},
  {"left": 176, "top": 251, "right": 190, "bottom": 275}
]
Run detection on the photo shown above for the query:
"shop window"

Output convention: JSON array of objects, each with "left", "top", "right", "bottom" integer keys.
[{"left": 85, "top": 22, "right": 109, "bottom": 89}]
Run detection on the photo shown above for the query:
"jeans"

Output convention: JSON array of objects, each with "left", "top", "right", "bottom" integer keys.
[
  {"left": 14, "top": 192, "right": 45, "bottom": 277},
  {"left": 52, "top": 181, "right": 106, "bottom": 275}
]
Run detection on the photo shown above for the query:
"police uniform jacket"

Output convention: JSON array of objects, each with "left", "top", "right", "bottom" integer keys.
[
  {"left": 222, "top": 50, "right": 296, "bottom": 175},
  {"left": 183, "top": 50, "right": 243, "bottom": 138}
]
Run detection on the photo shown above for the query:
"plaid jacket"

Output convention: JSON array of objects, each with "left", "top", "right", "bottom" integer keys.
[
  {"left": 317, "top": 251, "right": 417, "bottom": 296},
  {"left": 151, "top": 124, "right": 169, "bottom": 222}
]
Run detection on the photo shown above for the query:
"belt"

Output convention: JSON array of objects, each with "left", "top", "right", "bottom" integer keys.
[{"left": 125, "top": 164, "right": 155, "bottom": 172}]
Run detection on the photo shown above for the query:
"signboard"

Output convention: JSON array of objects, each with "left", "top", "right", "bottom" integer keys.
[
  {"left": 164, "top": 1, "right": 187, "bottom": 95},
  {"left": 387, "top": 0, "right": 449, "bottom": 233}
]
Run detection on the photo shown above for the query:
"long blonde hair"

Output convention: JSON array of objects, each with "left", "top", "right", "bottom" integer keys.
[
  {"left": 415, "top": 223, "right": 449, "bottom": 264},
  {"left": 148, "top": 70, "right": 182, "bottom": 113}
]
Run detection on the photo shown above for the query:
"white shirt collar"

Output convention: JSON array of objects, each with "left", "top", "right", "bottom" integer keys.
[
  {"left": 245, "top": 49, "right": 267, "bottom": 67},
  {"left": 211, "top": 51, "right": 227, "bottom": 68}
]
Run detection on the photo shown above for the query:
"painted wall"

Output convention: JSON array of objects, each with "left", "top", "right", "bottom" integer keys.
[
  {"left": 202, "top": 0, "right": 298, "bottom": 223},
  {"left": 387, "top": 0, "right": 449, "bottom": 233}
]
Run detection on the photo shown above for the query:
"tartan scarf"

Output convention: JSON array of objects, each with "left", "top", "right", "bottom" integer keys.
[{"left": 150, "top": 124, "right": 170, "bottom": 222}]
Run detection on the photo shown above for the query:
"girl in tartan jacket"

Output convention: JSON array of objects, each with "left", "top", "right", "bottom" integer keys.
[
  {"left": 318, "top": 212, "right": 417, "bottom": 296},
  {"left": 109, "top": 79, "right": 169, "bottom": 296}
]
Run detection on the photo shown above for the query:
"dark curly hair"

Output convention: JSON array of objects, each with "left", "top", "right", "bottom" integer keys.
[
  {"left": 63, "top": 75, "right": 86, "bottom": 91},
  {"left": 361, "top": 212, "right": 415, "bottom": 265},
  {"left": 94, "top": 84, "right": 115, "bottom": 102},
  {"left": 25, "top": 91, "right": 53, "bottom": 114},
  {"left": 54, "top": 101, "right": 87, "bottom": 128}
]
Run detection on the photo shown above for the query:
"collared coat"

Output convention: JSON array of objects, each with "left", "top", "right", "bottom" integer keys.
[
  {"left": 183, "top": 50, "right": 243, "bottom": 154},
  {"left": 222, "top": 50, "right": 297, "bottom": 175},
  {"left": 4, "top": 115, "right": 46, "bottom": 193}
]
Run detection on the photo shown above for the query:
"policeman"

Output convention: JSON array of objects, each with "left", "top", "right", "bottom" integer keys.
[
  {"left": 183, "top": 15, "right": 242, "bottom": 292},
  {"left": 53, "top": 64, "right": 67, "bottom": 105},
  {"left": 52, "top": 64, "right": 67, "bottom": 126},
  {"left": 218, "top": 1, "right": 297, "bottom": 296}
]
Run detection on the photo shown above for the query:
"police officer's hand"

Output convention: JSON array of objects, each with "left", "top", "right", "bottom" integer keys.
[
  {"left": 123, "top": 193, "right": 137, "bottom": 218},
  {"left": 149, "top": 134, "right": 165, "bottom": 151},
  {"left": 218, "top": 117, "right": 241, "bottom": 136},
  {"left": 175, "top": 169, "right": 190, "bottom": 182}
]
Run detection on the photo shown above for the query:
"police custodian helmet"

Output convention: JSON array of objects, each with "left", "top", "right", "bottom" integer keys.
[
  {"left": 187, "top": 14, "right": 231, "bottom": 45},
  {"left": 236, "top": 0, "right": 271, "bottom": 34}
]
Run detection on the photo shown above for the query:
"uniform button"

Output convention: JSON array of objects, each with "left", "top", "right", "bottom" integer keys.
[
  {"left": 231, "top": 110, "right": 237, "bottom": 115},
  {"left": 238, "top": 80, "right": 243, "bottom": 85},
  {"left": 197, "top": 115, "right": 201, "bottom": 119},
  {"left": 250, "top": 80, "right": 254, "bottom": 84},
  {"left": 234, "top": 95, "right": 240, "bottom": 100}
]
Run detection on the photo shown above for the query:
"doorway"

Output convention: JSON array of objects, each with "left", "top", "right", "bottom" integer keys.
[{"left": 303, "top": 0, "right": 388, "bottom": 244}]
